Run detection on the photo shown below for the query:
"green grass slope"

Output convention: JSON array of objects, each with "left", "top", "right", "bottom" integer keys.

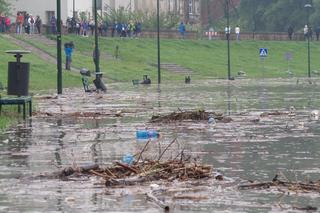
[{"left": 54, "top": 35, "right": 320, "bottom": 80}]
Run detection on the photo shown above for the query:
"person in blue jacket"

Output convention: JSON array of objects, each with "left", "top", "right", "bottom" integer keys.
[
  {"left": 179, "top": 22, "right": 186, "bottom": 39},
  {"left": 64, "top": 42, "right": 74, "bottom": 70}
]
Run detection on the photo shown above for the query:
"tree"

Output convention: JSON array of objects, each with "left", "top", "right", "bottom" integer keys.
[
  {"left": 311, "top": 0, "right": 320, "bottom": 27},
  {"left": 183, "top": 0, "right": 189, "bottom": 23},
  {"left": 238, "top": 0, "right": 272, "bottom": 32},
  {"left": 262, "top": 0, "right": 308, "bottom": 32},
  {"left": 102, "top": 4, "right": 179, "bottom": 30},
  {"left": 238, "top": 0, "right": 316, "bottom": 32},
  {"left": 0, "top": 0, "right": 10, "bottom": 15}
]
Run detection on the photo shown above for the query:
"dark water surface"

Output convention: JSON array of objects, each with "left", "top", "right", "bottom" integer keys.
[{"left": 1, "top": 79, "right": 320, "bottom": 213}]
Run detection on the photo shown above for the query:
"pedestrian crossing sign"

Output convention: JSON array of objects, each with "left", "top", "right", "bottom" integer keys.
[{"left": 260, "top": 48, "right": 268, "bottom": 57}]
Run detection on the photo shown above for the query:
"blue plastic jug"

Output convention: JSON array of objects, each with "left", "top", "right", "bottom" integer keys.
[
  {"left": 136, "top": 130, "right": 160, "bottom": 139},
  {"left": 122, "top": 154, "right": 134, "bottom": 166}
]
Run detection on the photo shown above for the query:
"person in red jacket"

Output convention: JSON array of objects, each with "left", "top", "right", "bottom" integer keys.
[
  {"left": 5, "top": 16, "right": 11, "bottom": 33},
  {"left": 16, "top": 12, "right": 24, "bottom": 34}
]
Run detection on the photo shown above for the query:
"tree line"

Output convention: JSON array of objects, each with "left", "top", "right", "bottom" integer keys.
[{"left": 237, "top": 0, "right": 320, "bottom": 32}]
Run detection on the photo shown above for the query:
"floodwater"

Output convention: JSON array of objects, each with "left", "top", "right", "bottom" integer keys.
[{"left": 0, "top": 78, "right": 320, "bottom": 213}]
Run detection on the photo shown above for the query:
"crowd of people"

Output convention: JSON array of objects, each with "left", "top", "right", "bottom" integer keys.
[
  {"left": 0, "top": 14, "right": 11, "bottom": 33},
  {"left": 288, "top": 24, "right": 320, "bottom": 41},
  {"left": 65, "top": 17, "right": 142, "bottom": 38},
  {"left": 1, "top": 12, "right": 42, "bottom": 34},
  {"left": 16, "top": 12, "right": 42, "bottom": 34}
]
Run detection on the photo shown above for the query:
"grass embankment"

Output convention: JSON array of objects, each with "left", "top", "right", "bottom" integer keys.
[
  {"left": 0, "top": 34, "right": 80, "bottom": 129},
  {"left": 23, "top": 34, "right": 320, "bottom": 80}
]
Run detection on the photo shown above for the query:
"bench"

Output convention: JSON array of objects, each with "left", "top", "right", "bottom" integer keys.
[{"left": 0, "top": 96, "right": 32, "bottom": 119}]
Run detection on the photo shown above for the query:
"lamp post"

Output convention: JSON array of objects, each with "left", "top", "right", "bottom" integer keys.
[
  {"left": 225, "top": 0, "right": 231, "bottom": 80},
  {"left": 57, "top": 0, "right": 62, "bottom": 94},
  {"left": 305, "top": 3, "right": 312, "bottom": 78},
  {"left": 73, "top": 0, "right": 75, "bottom": 18},
  {"left": 157, "top": 0, "right": 161, "bottom": 84},
  {"left": 92, "top": 0, "right": 107, "bottom": 92},
  {"left": 93, "top": 0, "right": 100, "bottom": 76}
]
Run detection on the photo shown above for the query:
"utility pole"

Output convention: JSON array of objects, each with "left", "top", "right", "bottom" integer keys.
[
  {"left": 305, "top": 3, "right": 312, "bottom": 78},
  {"left": 157, "top": 0, "right": 161, "bottom": 84},
  {"left": 57, "top": 0, "right": 62, "bottom": 94},
  {"left": 226, "top": 0, "right": 231, "bottom": 80},
  {"left": 94, "top": 0, "right": 100, "bottom": 76},
  {"left": 73, "top": 0, "right": 75, "bottom": 18}
]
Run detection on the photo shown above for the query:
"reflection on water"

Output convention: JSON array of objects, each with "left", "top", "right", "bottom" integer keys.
[{"left": 0, "top": 79, "right": 320, "bottom": 212}]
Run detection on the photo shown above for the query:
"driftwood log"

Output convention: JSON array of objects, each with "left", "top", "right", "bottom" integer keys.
[
  {"left": 239, "top": 175, "right": 320, "bottom": 193},
  {"left": 37, "top": 164, "right": 100, "bottom": 179},
  {"left": 150, "top": 110, "right": 232, "bottom": 123}
]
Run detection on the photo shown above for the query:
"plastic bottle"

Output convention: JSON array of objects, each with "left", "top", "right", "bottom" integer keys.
[
  {"left": 136, "top": 130, "right": 160, "bottom": 140},
  {"left": 208, "top": 114, "right": 216, "bottom": 125},
  {"left": 122, "top": 154, "right": 134, "bottom": 166}
]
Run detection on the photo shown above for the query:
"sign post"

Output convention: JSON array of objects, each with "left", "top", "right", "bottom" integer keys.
[
  {"left": 259, "top": 48, "right": 268, "bottom": 73},
  {"left": 284, "top": 52, "right": 293, "bottom": 75}
]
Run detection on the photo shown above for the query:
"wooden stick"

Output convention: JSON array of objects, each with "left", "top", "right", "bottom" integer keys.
[
  {"left": 158, "top": 137, "right": 177, "bottom": 161},
  {"left": 136, "top": 139, "right": 151, "bottom": 164},
  {"left": 146, "top": 192, "right": 170, "bottom": 211},
  {"left": 90, "top": 170, "right": 110, "bottom": 179},
  {"left": 105, "top": 167, "right": 117, "bottom": 178},
  {"left": 293, "top": 205, "right": 318, "bottom": 211},
  {"left": 140, "top": 167, "right": 168, "bottom": 177},
  {"left": 238, "top": 182, "right": 273, "bottom": 190},
  {"left": 172, "top": 148, "right": 185, "bottom": 161},
  {"left": 239, "top": 180, "right": 320, "bottom": 192},
  {"left": 115, "top": 162, "right": 138, "bottom": 174},
  {"left": 106, "top": 176, "right": 147, "bottom": 186},
  {"left": 173, "top": 195, "right": 208, "bottom": 200}
]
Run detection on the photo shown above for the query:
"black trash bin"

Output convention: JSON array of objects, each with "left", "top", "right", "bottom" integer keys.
[
  {"left": 5, "top": 50, "right": 31, "bottom": 96},
  {"left": 7, "top": 62, "right": 30, "bottom": 96}
]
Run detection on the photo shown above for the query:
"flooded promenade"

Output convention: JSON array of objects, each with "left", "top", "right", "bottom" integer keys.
[{"left": 1, "top": 79, "right": 320, "bottom": 212}]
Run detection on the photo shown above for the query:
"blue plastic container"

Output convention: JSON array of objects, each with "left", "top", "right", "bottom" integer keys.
[
  {"left": 136, "top": 130, "right": 160, "bottom": 140},
  {"left": 122, "top": 154, "right": 134, "bottom": 166}
]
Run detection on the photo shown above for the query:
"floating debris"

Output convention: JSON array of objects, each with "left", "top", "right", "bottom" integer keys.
[
  {"left": 293, "top": 205, "right": 318, "bottom": 211},
  {"left": 259, "top": 111, "right": 288, "bottom": 117},
  {"left": 310, "top": 110, "right": 319, "bottom": 120},
  {"left": 238, "top": 174, "right": 320, "bottom": 193},
  {"left": 150, "top": 110, "right": 232, "bottom": 123},
  {"left": 45, "top": 138, "right": 215, "bottom": 187},
  {"left": 33, "top": 95, "right": 58, "bottom": 100},
  {"left": 34, "top": 111, "right": 116, "bottom": 118}
]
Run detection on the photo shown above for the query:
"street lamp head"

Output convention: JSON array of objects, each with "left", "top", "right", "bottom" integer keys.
[{"left": 304, "top": 3, "right": 312, "bottom": 8}]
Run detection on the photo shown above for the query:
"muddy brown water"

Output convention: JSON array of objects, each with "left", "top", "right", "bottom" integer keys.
[{"left": 1, "top": 79, "right": 320, "bottom": 212}]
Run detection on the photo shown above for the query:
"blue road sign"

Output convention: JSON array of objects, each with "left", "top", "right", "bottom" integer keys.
[{"left": 259, "top": 48, "right": 268, "bottom": 57}]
